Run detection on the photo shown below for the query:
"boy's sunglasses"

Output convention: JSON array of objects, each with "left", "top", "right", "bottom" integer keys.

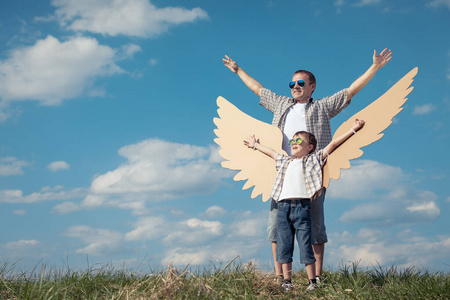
[
  {"left": 288, "top": 137, "right": 307, "bottom": 146},
  {"left": 289, "top": 80, "right": 305, "bottom": 89}
]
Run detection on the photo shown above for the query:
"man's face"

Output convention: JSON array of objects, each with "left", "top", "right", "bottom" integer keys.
[{"left": 290, "top": 73, "right": 316, "bottom": 103}]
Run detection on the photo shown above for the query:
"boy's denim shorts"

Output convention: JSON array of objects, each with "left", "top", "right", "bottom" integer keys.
[
  {"left": 267, "top": 188, "right": 328, "bottom": 244},
  {"left": 276, "top": 199, "right": 315, "bottom": 265}
]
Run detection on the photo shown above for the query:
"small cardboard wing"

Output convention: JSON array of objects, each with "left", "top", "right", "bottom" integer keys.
[
  {"left": 323, "top": 67, "right": 418, "bottom": 187},
  {"left": 213, "top": 96, "right": 286, "bottom": 202}
]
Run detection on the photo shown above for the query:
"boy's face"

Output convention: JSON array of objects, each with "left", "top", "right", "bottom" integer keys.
[{"left": 290, "top": 134, "right": 314, "bottom": 158}]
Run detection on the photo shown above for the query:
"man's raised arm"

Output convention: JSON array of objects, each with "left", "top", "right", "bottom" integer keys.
[
  {"left": 347, "top": 48, "right": 393, "bottom": 101},
  {"left": 223, "top": 55, "right": 264, "bottom": 97}
]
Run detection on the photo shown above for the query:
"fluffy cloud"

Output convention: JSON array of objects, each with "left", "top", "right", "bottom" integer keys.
[
  {"left": 0, "top": 157, "right": 28, "bottom": 176},
  {"left": 412, "top": 103, "right": 436, "bottom": 115},
  {"left": 64, "top": 206, "right": 267, "bottom": 266},
  {"left": 0, "top": 35, "right": 123, "bottom": 106},
  {"left": 354, "top": 0, "right": 381, "bottom": 7},
  {"left": 89, "top": 139, "right": 230, "bottom": 202},
  {"left": 125, "top": 216, "right": 166, "bottom": 241},
  {"left": 0, "top": 187, "right": 86, "bottom": 203},
  {"left": 328, "top": 160, "right": 440, "bottom": 225},
  {"left": 47, "top": 161, "right": 70, "bottom": 172},
  {"left": 328, "top": 229, "right": 450, "bottom": 268},
  {"left": 201, "top": 206, "right": 227, "bottom": 219},
  {"left": 52, "top": 0, "right": 209, "bottom": 37},
  {"left": 426, "top": 0, "right": 450, "bottom": 10},
  {"left": 65, "top": 225, "right": 125, "bottom": 256}
]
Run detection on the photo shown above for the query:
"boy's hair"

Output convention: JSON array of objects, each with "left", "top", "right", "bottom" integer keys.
[{"left": 293, "top": 131, "right": 317, "bottom": 153}]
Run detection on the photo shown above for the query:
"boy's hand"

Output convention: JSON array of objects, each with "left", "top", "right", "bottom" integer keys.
[
  {"left": 243, "top": 134, "right": 257, "bottom": 148},
  {"left": 352, "top": 118, "right": 365, "bottom": 132},
  {"left": 223, "top": 55, "right": 239, "bottom": 73}
]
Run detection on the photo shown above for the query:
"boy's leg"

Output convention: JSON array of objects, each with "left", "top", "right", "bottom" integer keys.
[
  {"left": 293, "top": 199, "right": 316, "bottom": 279},
  {"left": 305, "top": 262, "right": 316, "bottom": 281},
  {"left": 282, "top": 262, "right": 292, "bottom": 280},
  {"left": 311, "top": 189, "right": 328, "bottom": 278},
  {"left": 276, "top": 201, "right": 295, "bottom": 280},
  {"left": 268, "top": 199, "right": 283, "bottom": 276},
  {"left": 271, "top": 242, "right": 283, "bottom": 277}
]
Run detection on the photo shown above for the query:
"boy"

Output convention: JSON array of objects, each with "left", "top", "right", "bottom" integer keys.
[{"left": 244, "top": 118, "right": 365, "bottom": 292}]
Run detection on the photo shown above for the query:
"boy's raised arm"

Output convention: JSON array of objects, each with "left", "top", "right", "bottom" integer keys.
[
  {"left": 223, "top": 55, "right": 264, "bottom": 97},
  {"left": 243, "top": 134, "right": 277, "bottom": 159},
  {"left": 322, "top": 119, "right": 365, "bottom": 160}
]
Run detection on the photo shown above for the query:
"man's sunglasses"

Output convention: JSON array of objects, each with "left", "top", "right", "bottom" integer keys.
[
  {"left": 289, "top": 80, "right": 305, "bottom": 89},
  {"left": 288, "top": 137, "right": 308, "bottom": 146}
]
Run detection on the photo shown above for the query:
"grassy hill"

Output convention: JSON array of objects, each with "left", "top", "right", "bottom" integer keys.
[{"left": 1, "top": 259, "right": 449, "bottom": 299}]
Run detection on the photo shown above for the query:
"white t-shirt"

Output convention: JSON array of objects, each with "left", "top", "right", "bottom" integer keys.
[
  {"left": 278, "top": 158, "right": 309, "bottom": 200},
  {"left": 282, "top": 103, "right": 307, "bottom": 155}
]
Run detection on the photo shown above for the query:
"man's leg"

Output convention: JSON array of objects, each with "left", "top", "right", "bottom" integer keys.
[
  {"left": 311, "top": 189, "right": 328, "bottom": 278},
  {"left": 271, "top": 242, "right": 283, "bottom": 276},
  {"left": 268, "top": 199, "right": 282, "bottom": 276},
  {"left": 312, "top": 243, "right": 324, "bottom": 276}
]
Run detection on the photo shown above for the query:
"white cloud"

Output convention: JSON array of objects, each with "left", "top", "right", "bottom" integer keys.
[
  {"left": 328, "top": 160, "right": 440, "bottom": 225},
  {"left": 426, "top": 0, "right": 450, "bottom": 10},
  {"left": 0, "top": 157, "right": 28, "bottom": 176},
  {"left": 202, "top": 206, "right": 227, "bottom": 219},
  {"left": 354, "top": 0, "right": 381, "bottom": 7},
  {"left": 162, "top": 218, "right": 224, "bottom": 246},
  {"left": 328, "top": 160, "right": 404, "bottom": 200},
  {"left": 5, "top": 239, "right": 40, "bottom": 250},
  {"left": 0, "top": 187, "right": 86, "bottom": 203},
  {"left": 412, "top": 103, "right": 436, "bottom": 115},
  {"left": 0, "top": 35, "right": 124, "bottom": 107},
  {"left": 65, "top": 225, "right": 124, "bottom": 256},
  {"left": 89, "top": 139, "right": 230, "bottom": 203},
  {"left": 47, "top": 161, "right": 70, "bottom": 172},
  {"left": 124, "top": 216, "right": 166, "bottom": 241},
  {"left": 328, "top": 229, "right": 450, "bottom": 269},
  {"left": 52, "top": 201, "right": 80, "bottom": 214},
  {"left": 52, "top": 0, "right": 209, "bottom": 38},
  {"left": 13, "top": 209, "right": 26, "bottom": 216}
]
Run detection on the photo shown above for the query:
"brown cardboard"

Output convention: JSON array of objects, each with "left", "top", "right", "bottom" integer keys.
[{"left": 214, "top": 68, "right": 418, "bottom": 201}]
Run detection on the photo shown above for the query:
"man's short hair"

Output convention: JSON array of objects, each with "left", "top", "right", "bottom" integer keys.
[
  {"left": 293, "top": 70, "right": 316, "bottom": 85},
  {"left": 293, "top": 131, "right": 317, "bottom": 153}
]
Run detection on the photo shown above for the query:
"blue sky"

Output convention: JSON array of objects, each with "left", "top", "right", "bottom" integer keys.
[{"left": 0, "top": 0, "right": 449, "bottom": 273}]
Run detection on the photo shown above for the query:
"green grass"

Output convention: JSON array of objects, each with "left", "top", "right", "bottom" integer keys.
[{"left": 0, "top": 258, "right": 449, "bottom": 299}]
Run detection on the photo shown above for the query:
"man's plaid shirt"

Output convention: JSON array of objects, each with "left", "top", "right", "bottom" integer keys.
[
  {"left": 270, "top": 151, "right": 325, "bottom": 201},
  {"left": 260, "top": 88, "right": 349, "bottom": 150}
]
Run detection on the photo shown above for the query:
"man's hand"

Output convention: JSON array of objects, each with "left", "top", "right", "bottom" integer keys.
[
  {"left": 223, "top": 55, "right": 239, "bottom": 73},
  {"left": 373, "top": 48, "right": 392, "bottom": 69}
]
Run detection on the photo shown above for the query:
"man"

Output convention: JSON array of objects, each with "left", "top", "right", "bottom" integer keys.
[{"left": 222, "top": 49, "right": 392, "bottom": 282}]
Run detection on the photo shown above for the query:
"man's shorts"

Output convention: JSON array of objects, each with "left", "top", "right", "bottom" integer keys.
[{"left": 267, "top": 188, "right": 328, "bottom": 244}]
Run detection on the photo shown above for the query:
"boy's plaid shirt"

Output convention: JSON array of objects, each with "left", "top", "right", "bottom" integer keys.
[{"left": 270, "top": 150, "right": 325, "bottom": 201}]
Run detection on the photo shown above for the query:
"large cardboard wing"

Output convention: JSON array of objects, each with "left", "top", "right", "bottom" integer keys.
[
  {"left": 323, "top": 67, "right": 418, "bottom": 188},
  {"left": 213, "top": 97, "right": 287, "bottom": 202}
]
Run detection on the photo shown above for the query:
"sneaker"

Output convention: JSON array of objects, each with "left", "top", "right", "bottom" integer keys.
[
  {"left": 281, "top": 282, "right": 294, "bottom": 292},
  {"left": 316, "top": 275, "right": 323, "bottom": 285},
  {"left": 306, "top": 283, "right": 320, "bottom": 292}
]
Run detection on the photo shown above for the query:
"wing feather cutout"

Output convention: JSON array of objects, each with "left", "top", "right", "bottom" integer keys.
[
  {"left": 322, "top": 67, "right": 418, "bottom": 188},
  {"left": 214, "top": 67, "right": 417, "bottom": 201},
  {"left": 214, "top": 97, "right": 286, "bottom": 202}
]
